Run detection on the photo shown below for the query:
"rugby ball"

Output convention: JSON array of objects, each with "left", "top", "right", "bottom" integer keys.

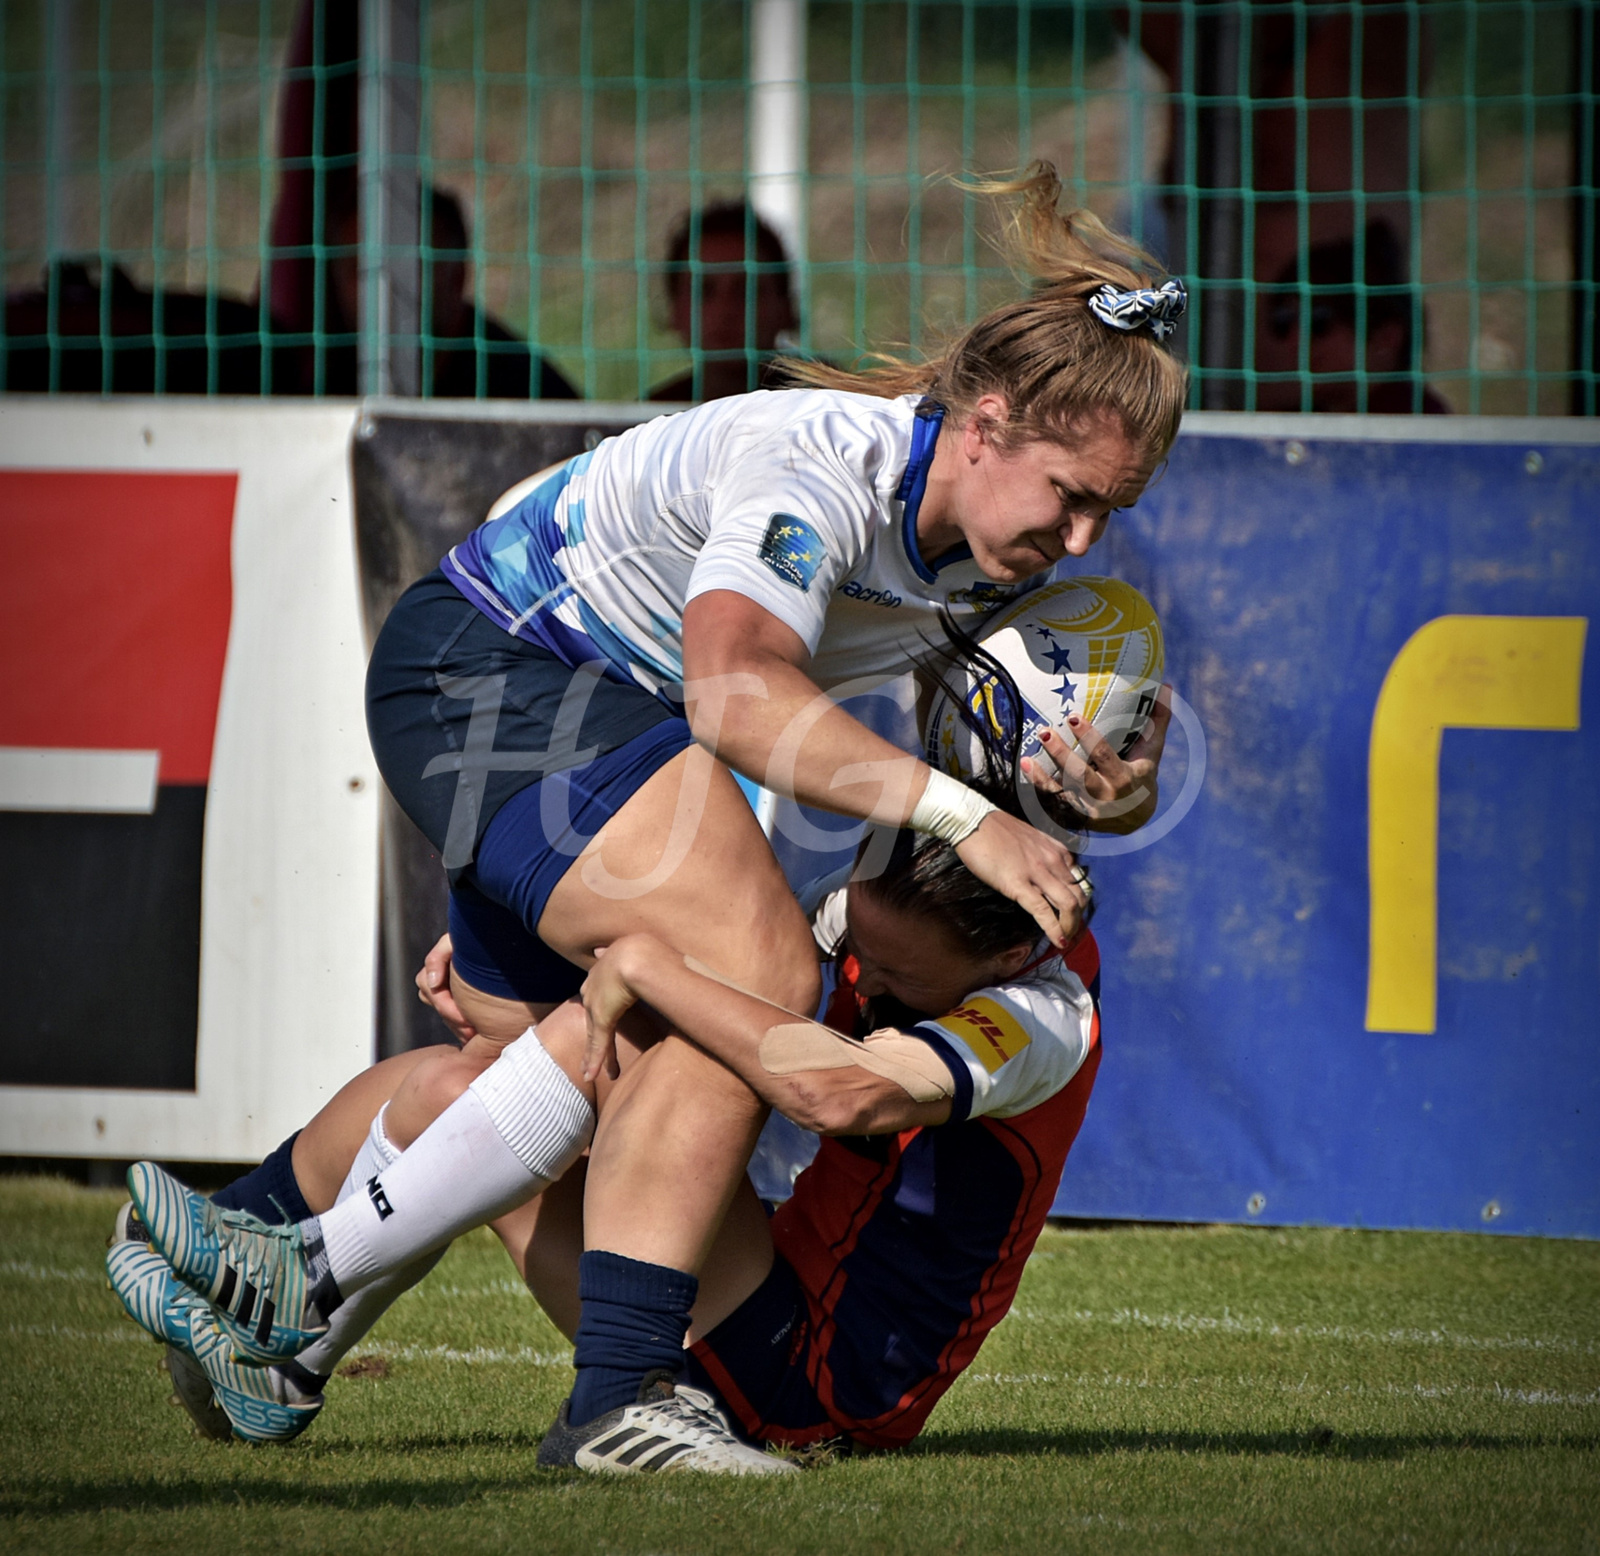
[{"left": 923, "top": 576, "right": 1164, "bottom": 781}]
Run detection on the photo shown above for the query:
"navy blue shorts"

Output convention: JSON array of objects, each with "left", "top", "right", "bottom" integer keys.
[
  {"left": 366, "top": 570, "right": 695, "bottom": 1003},
  {"left": 685, "top": 1254, "right": 842, "bottom": 1449}
]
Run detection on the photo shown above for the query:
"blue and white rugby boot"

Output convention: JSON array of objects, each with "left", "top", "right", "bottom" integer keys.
[
  {"left": 127, "top": 1162, "right": 328, "bottom": 1366},
  {"left": 106, "top": 1239, "right": 322, "bottom": 1444},
  {"left": 109, "top": 1198, "right": 230, "bottom": 1439}
]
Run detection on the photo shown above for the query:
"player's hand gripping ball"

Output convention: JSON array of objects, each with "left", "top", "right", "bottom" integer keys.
[{"left": 924, "top": 576, "right": 1165, "bottom": 790}]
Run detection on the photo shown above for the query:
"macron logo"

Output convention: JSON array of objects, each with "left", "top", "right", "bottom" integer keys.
[
  {"left": 366, "top": 1176, "right": 395, "bottom": 1220},
  {"left": 840, "top": 580, "right": 902, "bottom": 608}
]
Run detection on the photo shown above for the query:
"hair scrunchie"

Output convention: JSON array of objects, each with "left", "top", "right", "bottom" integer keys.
[{"left": 1087, "top": 277, "right": 1188, "bottom": 341}]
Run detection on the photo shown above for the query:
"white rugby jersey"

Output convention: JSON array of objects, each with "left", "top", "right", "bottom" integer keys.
[
  {"left": 747, "top": 889, "right": 1097, "bottom": 1201},
  {"left": 442, "top": 390, "right": 1039, "bottom": 701},
  {"left": 809, "top": 888, "right": 1097, "bottom": 1121}
]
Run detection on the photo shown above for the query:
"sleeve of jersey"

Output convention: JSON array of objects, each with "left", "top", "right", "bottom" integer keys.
[
  {"left": 684, "top": 436, "right": 873, "bottom": 656},
  {"left": 915, "top": 979, "right": 1094, "bottom": 1123}
]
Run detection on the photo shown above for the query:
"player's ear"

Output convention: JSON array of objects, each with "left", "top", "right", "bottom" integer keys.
[
  {"left": 992, "top": 940, "right": 1036, "bottom": 980},
  {"left": 962, "top": 393, "right": 1010, "bottom": 458}
]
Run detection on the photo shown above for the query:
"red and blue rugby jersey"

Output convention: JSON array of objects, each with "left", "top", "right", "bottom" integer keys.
[{"left": 766, "top": 930, "right": 1102, "bottom": 1449}]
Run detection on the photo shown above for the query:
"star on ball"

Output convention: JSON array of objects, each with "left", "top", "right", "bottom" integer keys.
[{"left": 1033, "top": 626, "right": 1076, "bottom": 676}]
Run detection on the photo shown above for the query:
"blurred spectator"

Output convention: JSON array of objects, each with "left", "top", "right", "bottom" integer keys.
[
  {"left": 1257, "top": 220, "right": 1447, "bottom": 414},
  {"left": 650, "top": 201, "right": 799, "bottom": 402},
  {"left": 1116, "top": 6, "right": 1429, "bottom": 408},
  {"left": 3, "top": 258, "right": 271, "bottom": 394},
  {"left": 263, "top": 0, "right": 573, "bottom": 400},
  {"left": 5, "top": 0, "right": 575, "bottom": 402},
  {"left": 319, "top": 188, "right": 578, "bottom": 400}
]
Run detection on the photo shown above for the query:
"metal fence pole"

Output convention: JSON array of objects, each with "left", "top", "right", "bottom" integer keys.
[
  {"left": 360, "top": 0, "right": 420, "bottom": 397},
  {"left": 1196, "top": 0, "right": 1245, "bottom": 410},
  {"left": 1576, "top": 1, "right": 1598, "bottom": 416},
  {"left": 45, "top": 0, "right": 79, "bottom": 259},
  {"left": 749, "top": 0, "right": 807, "bottom": 269}
]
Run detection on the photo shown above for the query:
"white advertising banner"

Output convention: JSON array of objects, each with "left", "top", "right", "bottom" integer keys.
[{"left": 0, "top": 398, "right": 377, "bottom": 1160}]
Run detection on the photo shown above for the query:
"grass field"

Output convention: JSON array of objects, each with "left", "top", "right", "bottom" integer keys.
[{"left": 1, "top": 1175, "right": 1596, "bottom": 1555}]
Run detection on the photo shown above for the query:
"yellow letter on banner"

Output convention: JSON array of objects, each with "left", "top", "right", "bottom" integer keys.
[{"left": 1366, "top": 616, "right": 1586, "bottom": 1034}]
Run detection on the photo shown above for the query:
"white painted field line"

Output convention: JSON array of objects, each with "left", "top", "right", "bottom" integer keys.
[
  {"left": 957, "top": 1371, "right": 1600, "bottom": 1409},
  {"left": 347, "top": 1340, "right": 572, "bottom": 1368},
  {"left": 1006, "top": 1303, "right": 1597, "bottom": 1356},
  {"left": 412, "top": 1279, "right": 536, "bottom": 1300},
  {"left": 8, "top": 1322, "right": 145, "bottom": 1344},
  {"left": 0, "top": 1259, "right": 98, "bottom": 1281}
]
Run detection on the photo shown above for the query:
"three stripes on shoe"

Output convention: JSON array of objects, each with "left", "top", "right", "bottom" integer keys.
[
  {"left": 582, "top": 1421, "right": 704, "bottom": 1472},
  {"left": 211, "top": 1258, "right": 280, "bottom": 1353}
]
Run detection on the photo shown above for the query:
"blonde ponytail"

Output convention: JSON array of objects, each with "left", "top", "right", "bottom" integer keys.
[{"left": 783, "top": 162, "right": 1188, "bottom": 463}]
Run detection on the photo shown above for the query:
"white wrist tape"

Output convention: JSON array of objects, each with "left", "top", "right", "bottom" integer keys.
[{"left": 908, "top": 768, "right": 998, "bottom": 845}]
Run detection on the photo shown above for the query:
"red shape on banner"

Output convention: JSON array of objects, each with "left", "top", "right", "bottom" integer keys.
[{"left": 0, "top": 471, "right": 236, "bottom": 783}]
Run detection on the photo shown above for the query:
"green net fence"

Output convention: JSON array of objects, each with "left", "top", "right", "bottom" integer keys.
[{"left": 3, "top": 0, "right": 1595, "bottom": 414}]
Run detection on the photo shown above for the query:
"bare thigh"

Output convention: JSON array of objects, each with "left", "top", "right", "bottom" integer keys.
[
  {"left": 537, "top": 744, "right": 819, "bottom": 1014},
  {"left": 381, "top": 748, "right": 819, "bottom": 1157}
]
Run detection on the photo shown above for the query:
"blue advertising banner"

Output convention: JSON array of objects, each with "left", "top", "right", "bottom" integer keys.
[{"left": 1054, "top": 416, "right": 1598, "bottom": 1238}]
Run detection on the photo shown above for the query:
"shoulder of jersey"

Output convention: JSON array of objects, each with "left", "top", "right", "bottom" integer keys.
[{"left": 935, "top": 960, "right": 1085, "bottom": 1064}]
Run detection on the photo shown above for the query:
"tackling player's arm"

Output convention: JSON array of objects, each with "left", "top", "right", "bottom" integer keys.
[{"left": 580, "top": 929, "right": 952, "bottom": 1136}]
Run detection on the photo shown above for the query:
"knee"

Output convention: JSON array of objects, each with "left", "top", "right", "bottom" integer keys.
[
  {"left": 718, "top": 894, "right": 821, "bottom": 1017},
  {"left": 386, "top": 1046, "right": 494, "bottom": 1150}
]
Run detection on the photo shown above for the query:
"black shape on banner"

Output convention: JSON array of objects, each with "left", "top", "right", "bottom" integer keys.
[
  {"left": 351, "top": 408, "right": 650, "bottom": 1057},
  {"left": 1, "top": 785, "right": 205, "bottom": 1090}
]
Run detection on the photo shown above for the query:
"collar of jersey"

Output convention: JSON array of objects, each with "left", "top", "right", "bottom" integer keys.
[{"left": 898, "top": 398, "right": 971, "bottom": 583}]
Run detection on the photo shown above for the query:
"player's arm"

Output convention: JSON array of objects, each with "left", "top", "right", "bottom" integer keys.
[
  {"left": 683, "top": 590, "right": 1087, "bottom": 949},
  {"left": 581, "top": 930, "right": 953, "bottom": 1136},
  {"left": 683, "top": 589, "right": 932, "bottom": 826}
]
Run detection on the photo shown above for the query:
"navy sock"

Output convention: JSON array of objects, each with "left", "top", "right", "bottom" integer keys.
[
  {"left": 211, "top": 1132, "right": 312, "bottom": 1225},
  {"left": 569, "top": 1251, "right": 699, "bottom": 1425}
]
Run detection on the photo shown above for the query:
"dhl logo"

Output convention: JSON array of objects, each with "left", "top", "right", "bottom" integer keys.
[{"left": 941, "top": 996, "right": 1031, "bottom": 1073}]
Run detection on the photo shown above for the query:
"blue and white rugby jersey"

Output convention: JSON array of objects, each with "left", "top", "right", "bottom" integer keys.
[{"left": 441, "top": 390, "right": 1039, "bottom": 702}]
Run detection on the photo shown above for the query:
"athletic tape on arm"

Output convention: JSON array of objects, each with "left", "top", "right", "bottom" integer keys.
[
  {"left": 680, "top": 955, "right": 952, "bottom": 1103},
  {"left": 759, "top": 1022, "right": 955, "bottom": 1104}
]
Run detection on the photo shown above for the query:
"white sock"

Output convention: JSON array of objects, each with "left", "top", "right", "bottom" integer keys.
[
  {"left": 340, "top": 1104, "right": 404, "bottom": 1200},
  {"left": 280, "top": 1108, "right": 448, "bottom": 1386},
  {"left": 304, "top": 1031, "right": 593, "bottom": 1299}
]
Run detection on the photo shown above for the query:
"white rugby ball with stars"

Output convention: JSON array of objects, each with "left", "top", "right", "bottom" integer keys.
[{"left": 924, "top": 576, "right": 1165, "bottom": 782}]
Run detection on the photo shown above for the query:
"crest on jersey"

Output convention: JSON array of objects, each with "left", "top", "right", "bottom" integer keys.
[
  {"left": 947, "top": 581, "right": 1019, "bottom": 611},
  {"left": 759, "top": 513, "right": 825, "bottom": 592}
]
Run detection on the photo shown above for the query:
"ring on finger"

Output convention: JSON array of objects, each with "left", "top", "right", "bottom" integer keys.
[{"left": 1068, "top": 863, "right": 1090, "bottom": 887}]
